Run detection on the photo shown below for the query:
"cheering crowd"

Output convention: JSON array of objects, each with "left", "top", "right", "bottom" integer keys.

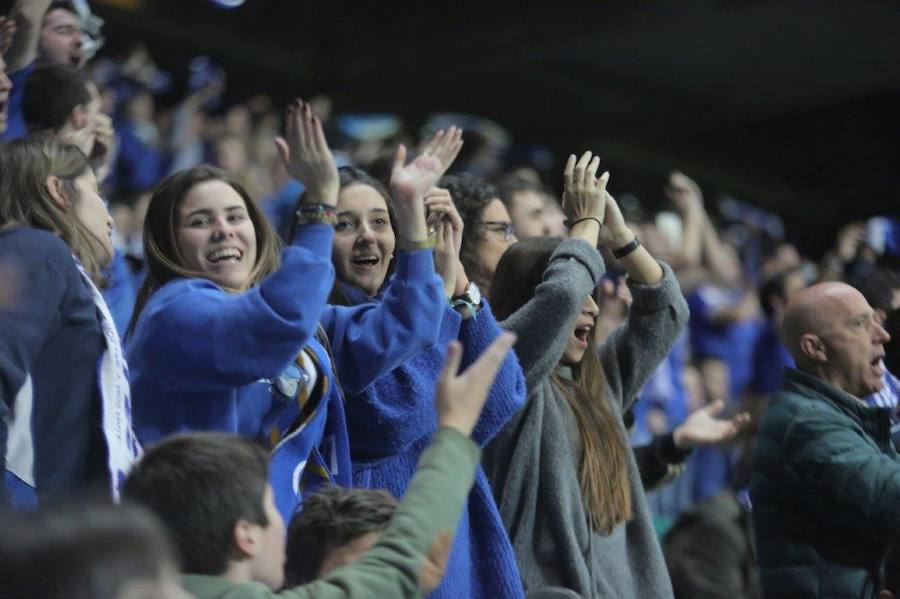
[{"left": 1, "top": 2, "right": 900, "bottom": 598}]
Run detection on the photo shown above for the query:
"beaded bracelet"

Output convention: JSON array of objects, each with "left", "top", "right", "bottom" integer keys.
[{"left": 295, "top": 203, "right": 338, "bottom": 226}]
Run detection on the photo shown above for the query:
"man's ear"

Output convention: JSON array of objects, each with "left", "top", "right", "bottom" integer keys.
[
  {"left": 799, "top": 333, "right": 827, "bottom": 363},
  {"left": 45, "top": 175, "right": 67, "bottom": 209},
  {"left": 232, "top": 519, "right": 262, "bottom": 559}
]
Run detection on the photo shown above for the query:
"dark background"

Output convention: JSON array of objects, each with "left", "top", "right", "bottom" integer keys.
[{"left": 24, "top": 0, "right": 900, "bottom": 255}]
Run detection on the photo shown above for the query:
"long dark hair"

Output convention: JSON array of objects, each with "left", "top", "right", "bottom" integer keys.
[
  {"left": 128, "top": 166, "right": 282, "bottom": 334},
  {"left": 490, "top": 236, "right": 633, "bottom": 534}
]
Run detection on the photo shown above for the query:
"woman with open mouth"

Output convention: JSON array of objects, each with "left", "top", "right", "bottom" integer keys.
[
  {"left": 125, "top": 100, "right": 446, "bottom": 520},
  {"left": 304, "top": 130, "right": 528, "bottom": 599},
  {"left": 483, "top": 152, "right": 690, "bottom": 598}
]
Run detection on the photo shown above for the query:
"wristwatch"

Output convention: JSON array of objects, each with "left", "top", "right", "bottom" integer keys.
[{"left": 451, "top": 282, "right": 482, "bottom": 319}]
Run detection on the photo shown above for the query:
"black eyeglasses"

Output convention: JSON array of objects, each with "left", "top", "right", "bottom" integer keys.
[{"left": 477, "top": 221, "right": 516, "bottom": 242}]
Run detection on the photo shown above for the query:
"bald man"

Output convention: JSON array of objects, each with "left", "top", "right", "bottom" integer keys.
[{"left": 750, "top": 282, "right": 895, "bottom": 598}]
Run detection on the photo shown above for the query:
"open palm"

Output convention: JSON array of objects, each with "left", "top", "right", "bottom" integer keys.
[{"left": 390, "top": 127, "right": 463, "bottom": 205}]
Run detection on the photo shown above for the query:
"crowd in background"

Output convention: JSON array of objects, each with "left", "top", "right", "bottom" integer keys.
[{"left": 1, "top": 1, "right": 900, "bottom": 598}]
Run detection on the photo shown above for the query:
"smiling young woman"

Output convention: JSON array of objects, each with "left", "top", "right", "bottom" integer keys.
[
  {"left": 124, "top": 100, "right": 446, "bottom": 520},
  {"left": 304, "top": 133, "right": 529, "bottom": 598}
]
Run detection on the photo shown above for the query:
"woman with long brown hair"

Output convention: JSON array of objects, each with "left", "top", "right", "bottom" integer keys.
[
  {"left": 483, "top": 152, "right": 690, "bottom": 597},
  {"left": 0, "top": 136, "right": 140, "bottom": 508},
  {"left": 125, "top": 101, "right": 448, "bottom": 520}
]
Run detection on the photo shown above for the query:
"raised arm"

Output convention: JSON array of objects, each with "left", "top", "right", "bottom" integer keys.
[
  {"left": 595, "top": 191, "right": 689, "bottom": 409},
  {"left": 3, "top": 0, "right": 52, "bottom": 71},
  {"left": 133, "top": 226, "right": 335, "bottom": 392},
  {"left": 321, "top": 129, "right": 461, "bottom": 394},
  {"left": 133, "top": 100, "right": 342, "bottom": 392},
  {"left": 283, "top": 334, "right": 515, "bottom": 599},
  {"left": 501, "top": 152, "right": 606, "bottom": 390}
]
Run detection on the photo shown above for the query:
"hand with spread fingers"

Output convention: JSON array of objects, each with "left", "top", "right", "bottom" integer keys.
[
  {"left": 274, "top": 99, "right": 339, "bottom": 207},
  {"left": 391, "top": 127, "right": 463, "bottom": 205},
  {"left": 672, "top": 400, "right": 751, "bottom": 450},
  {"left": 389, "top": 127, "right": 463, "bottom": 245}
]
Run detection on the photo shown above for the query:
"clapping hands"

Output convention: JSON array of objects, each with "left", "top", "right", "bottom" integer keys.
[
  {"left": 274, "top": 99, "right": 339, "bottom": 207},
  {"left": 390, "top": 127, "right": 463, "bottom": 205}
]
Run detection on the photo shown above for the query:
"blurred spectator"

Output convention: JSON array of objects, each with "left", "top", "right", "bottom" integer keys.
[
  {"left": 496, "top": 175, "right": 551, "bottom": 238},
  {"left": 285, "top": 485, "right": 398, "bottom": 586},
  {"left": 0, "top": 501, "right": 188, "bottom": 599}
]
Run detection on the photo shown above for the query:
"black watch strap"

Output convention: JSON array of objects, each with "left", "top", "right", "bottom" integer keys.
[{"left": 612, "top": 237, "right": 641, "bottom": 259}]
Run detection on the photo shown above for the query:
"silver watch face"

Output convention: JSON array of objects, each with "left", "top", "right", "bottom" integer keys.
[{"left": 467, "top": 282, "right": 482, "bottom": 306}]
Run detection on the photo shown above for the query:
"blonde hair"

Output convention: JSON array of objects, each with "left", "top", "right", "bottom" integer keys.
[{"left": 0, "top": 136, "right": 109, "bottom": 284}]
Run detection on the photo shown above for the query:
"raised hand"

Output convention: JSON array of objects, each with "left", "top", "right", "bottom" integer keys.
[
  {"left": 672, "top": 400, "right": 751, "bottom": 450},
  {"left": 425, "top": 187, "right": 464, "bottom": 256},
  {"left": 596, "top": 191, "right": 632, "bottom": 249},
  {"left": 562, "top": 151, "right": 608, "bottom": 223},
  {"left": 390, "top": 127, "right": 463, "bottom": 204},
  {"left": 274, "top": 99, "right": 339, "bottom": 206},
  {"left": 427, "top": 187, "right": 464, "bottom": 298},
  {"left": 436, "top": 332, "right": 516, "bottom": 436},
  {"left": 665, "top": 171, "right": 705, "bottom": 217},
  {"left": 90, "top": 113, "right": 116, "bottom": 185}
]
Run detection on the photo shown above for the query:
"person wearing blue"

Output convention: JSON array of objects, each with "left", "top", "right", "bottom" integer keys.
[
  {"left": 126, "top": 100, "right": 446, "bottom": 520},
  {"left": 1, "top": 0, "right": 84, "bottom": 143},
  {"left": 0, "top": 137, "right": 140, "bottom": 508},
  {"left": 313, "top": 138, "right": 528, "bottom": 598}
]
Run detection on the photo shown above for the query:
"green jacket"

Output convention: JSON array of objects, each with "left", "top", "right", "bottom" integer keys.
[
  {"left": 183, "top": 427, "right": 479, "bottom": 599},
  {"left": 750, "top": 368, "right": 900, "bottom": 598}
]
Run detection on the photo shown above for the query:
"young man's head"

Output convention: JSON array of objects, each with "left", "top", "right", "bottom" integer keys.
[
  {"left": 23, "top": 64, "right": 100, "bottom": 147},
  {"left": 122, "top": 432, "right": 287, "bottom": 590},
  {"left": 759, "top": 265, "right": 807, "bottom": 325},
  {"left": 496, "top": 175, "right": 551, "bottom": 239},
  {"left": 39, "top": 1, "right": 84, "bottom": 67},
  {"left": 285, "top": 485, "right": 398, "bottom": 586}
]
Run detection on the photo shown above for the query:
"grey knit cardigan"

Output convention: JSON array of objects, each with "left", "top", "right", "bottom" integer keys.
[{"left": 484, "top": 238, "right": 689, "bottom": 598}]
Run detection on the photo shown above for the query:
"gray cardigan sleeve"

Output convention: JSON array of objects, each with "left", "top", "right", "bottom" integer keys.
[
  {"left": 597, "top": 262, "right": 689, "bottom": 412},
  {"left": 501, "top": 239, "right": 605, "bottom": 391}
]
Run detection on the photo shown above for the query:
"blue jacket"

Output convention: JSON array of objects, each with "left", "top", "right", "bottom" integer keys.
[
  {"left": 127, "top": 224, "right": 445, "bottom": 519},
  {"left": 0, "top": 228, "right": 109, "bottom": 508},
  {"left": 342, "top": 282, "right": 527, "bottom": 599}
]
